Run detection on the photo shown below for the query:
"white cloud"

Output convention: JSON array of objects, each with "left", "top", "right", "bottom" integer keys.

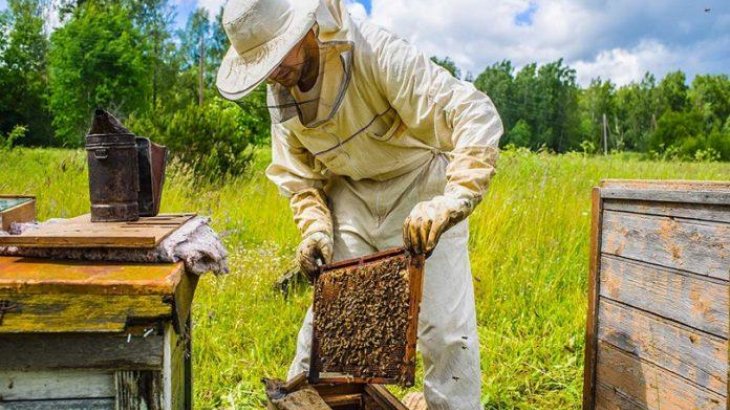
[
  {"left": 197, "top": 0, "right": 226, "bottom": 17},
  {"left": 344, "top": 0, "right": 368, "bottom": 22},
  {"left": 573, "top": 40, "right": 678, "bottom": 86},
  {"left": 364, "top": 0, "right": 730, "bottom": 86}
]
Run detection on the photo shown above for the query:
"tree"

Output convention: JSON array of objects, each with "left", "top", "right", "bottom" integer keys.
[
  {"left": 0, "top": 0, "right": 53, "bottom": 146},
  {"left": 431, "top": 56, "right": 461, "bottom": 79},
  {"left": 689, "top": 74, "right": 730, "bottom": 127},
  {"left": 657, "top": 70, "right": 689, "bottom": 113},
  {"left": 178, "top": 8, "right": 213, "bottom": 106},
  {"left": 474, "top": 60, "right": 515, "bottom": 135},
  {"left": 614, "top": 73, "right": 660, "bottom": 151},
  {"left": 131, "top": 0, "right": 178, "bottom": 110},
  {"left": 579, "top": 78, "right": 616, "bottom": 151},
  {"left": 48, "top": 1, "right": 151, "bottom": 146}
]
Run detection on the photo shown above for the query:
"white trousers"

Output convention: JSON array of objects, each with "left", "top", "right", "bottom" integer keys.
[{"left": 288, "top": 154, "right": 482, "bottom": 410}]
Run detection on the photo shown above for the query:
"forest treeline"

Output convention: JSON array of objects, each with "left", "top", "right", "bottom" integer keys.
[{"left": 1, "top": 0, "right": 729, "bottom": 178}]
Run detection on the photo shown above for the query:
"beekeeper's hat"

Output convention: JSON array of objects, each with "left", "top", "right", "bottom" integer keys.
[{"left": 216, "top": 0, "right": 319, "bottom": 100}]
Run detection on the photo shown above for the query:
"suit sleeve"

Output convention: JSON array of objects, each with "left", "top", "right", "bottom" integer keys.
[
  {"left": 366, "top": 24, "right": 503, "bottom": 204},
  {"left": 265, "top": 123, "right": 333, "bottom": 239}
]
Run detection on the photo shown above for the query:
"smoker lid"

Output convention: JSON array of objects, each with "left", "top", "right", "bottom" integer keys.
[{"left": 87, "top": 108, "right": 133, "bottom": 136}]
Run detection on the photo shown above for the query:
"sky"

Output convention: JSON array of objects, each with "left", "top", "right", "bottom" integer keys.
[{"left": 2, "top": 0, "right": 727, "bottom": 87}]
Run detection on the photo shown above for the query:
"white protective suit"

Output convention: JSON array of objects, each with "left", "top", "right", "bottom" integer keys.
[{"left": 265, "top": 1, "right": 503, "bottom": 408}]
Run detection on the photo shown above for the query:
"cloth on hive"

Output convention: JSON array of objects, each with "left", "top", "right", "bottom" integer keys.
[
  {"left": 263, "top": 377, "right": 332, "bottom": 410},
  {"left": 0, "top": 216, "right": 228, "bottom": 275}
]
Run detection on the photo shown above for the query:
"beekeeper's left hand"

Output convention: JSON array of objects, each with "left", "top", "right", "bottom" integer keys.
[{"left": 403, "top": 195, "right": 474, "bottom": 256}]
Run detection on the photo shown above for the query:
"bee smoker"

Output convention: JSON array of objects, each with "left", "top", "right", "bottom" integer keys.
[{"left": 85, "top": 109, "right": 167, "bottom": 222}]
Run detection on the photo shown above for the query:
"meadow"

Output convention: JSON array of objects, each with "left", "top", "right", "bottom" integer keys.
[{"left": 1, "top": 147, "right": 728, "bottom": 409}]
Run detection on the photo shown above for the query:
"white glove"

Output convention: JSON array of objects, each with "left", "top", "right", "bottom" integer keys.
[
  {"left": 296, "top": 232, "right": 334, "bottom": 280},
  {"left": 403, "top": 195, "right": 475, "bottom": 256}
]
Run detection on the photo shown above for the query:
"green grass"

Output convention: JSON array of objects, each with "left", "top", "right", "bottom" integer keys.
[{"left": 1, "top": 147, "right": 728, "bottom": 409}]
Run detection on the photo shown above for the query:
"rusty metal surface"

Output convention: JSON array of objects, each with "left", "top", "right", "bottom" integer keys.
[
  {"left": 0, "top": 256, "right": 183, "bottom": 295},
  {"left": 136, "top": 137, "right": 168, "bottom": 217},
  {"left": 86, "top": 109, "right": 140, "bottom": 222}
]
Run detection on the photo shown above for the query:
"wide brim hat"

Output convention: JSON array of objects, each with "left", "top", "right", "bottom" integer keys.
[{"left": 216, "top": 0, "right": 320, "bottom": 101}]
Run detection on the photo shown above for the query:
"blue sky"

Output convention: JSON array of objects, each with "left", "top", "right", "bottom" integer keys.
[{"left": 2, "top": 0, "right": 728, "bottom": 86}]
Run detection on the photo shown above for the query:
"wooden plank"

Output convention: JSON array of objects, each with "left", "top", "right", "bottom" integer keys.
[
  {"left": 0, "top": 198, "right": 35, "bottom": 232},
  {"left": 596, "top": 342, "right": 724, "bottom": 409},
  {"left": 0, "top": 333, "right": 164, "bottom": 370},
  {"left": 598, "top": 299, "right": 727, "bottom": 395},
  {"left": 363, "top": 385, "right": 408, "bottom": 410},
  {"left": 599, "top": 255, "right": 729, "bottom": 338},
  {"left": 0, "top": 213, "right": 195, "bottom": 249},
  {"left": 172, "top": 272, "right": 198, "bottom": 336},
  {"left": 595, "top": 382, "right": 649, "bottom": 410},
  {"left": 0, "top": 398, "right": 114, "bottom": 409},
  {"left": 603, "top": 199, "right": 730, "bottom": 224},
  {"left": 163, "top": 323, "right": 187, "bottom": 410},
  {"left": 0, "top": 370, "right": 114, "bottom": 401},
  {"left": 0, "top": 257, "right": 184, "bottom": 296},
  {"left": 600, "top": 180, "right": 730, "bottom": 205},
  {"left": 114, "top": 371, "right": 162, "bottom": 410},
  {"left": 583, "top": 187, "right": 604, "bottom": 410},
  {"left": 0, "top": 292, "right": 173, "bottom": 333},
  {"left": 322, "top": 394, "right": 362, "bottom": 406},
  {"left": 601, "top": 211, "right": 730, "bottom": 280}
]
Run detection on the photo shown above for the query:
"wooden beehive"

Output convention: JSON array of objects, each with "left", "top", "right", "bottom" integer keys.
[
  {"left": 0, "top": 256, "right": 198, "bottom": 409},
  {"left": 583, "top": 180, "right": 730, "bottom": 409},
  {"left": 310, "top": 248, "right": 425, "bottom": 386},
  {"left": 265, "top": 374, "right": 407, "bottom": 410},
  {"left": 0, "top": 195, "right": 35, "bottom": 232}
]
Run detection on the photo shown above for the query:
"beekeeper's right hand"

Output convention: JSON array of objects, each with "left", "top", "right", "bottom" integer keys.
[{"left": 297, "top": 232, "right": 333, "bottom": 280}]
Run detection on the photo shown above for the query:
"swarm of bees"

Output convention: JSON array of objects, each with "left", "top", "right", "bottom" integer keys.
[{"left": 313, "top": 255, "right": 414, "bottom": 384}]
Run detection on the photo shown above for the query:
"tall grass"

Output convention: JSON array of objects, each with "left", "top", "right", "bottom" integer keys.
[{"left": 1, "top": 147, "right": 728, "bottom": 409}]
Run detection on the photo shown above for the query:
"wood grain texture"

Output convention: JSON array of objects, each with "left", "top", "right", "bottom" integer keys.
[
  {"left": 0, "top": 257, "right": 184, "bottom": 295},
  {"left": 598, "top": 299, "right": 727, "bottom": 395},
  {"left": 0, "top": 370, "right": 114, "bottom": 401},
  {"left": 596, "top": 342, "right": 725, "bottom": 409},
  {"left": 583, "top": 188, "right": 604, "bottom": 410},
  {"left": 595, "top": 381, "right": 650, "bottom": 410},
  {"left": 603, "top": 199, "right": 730, "bottom": 224},
  {"left": 601, "top": 211, "right": 729, "bottom": 280},
  {"left": 0, "top": 333, "right": 164, "bottom": 370},
  {"left": 599, "top": 180, "right": 730, "bottom": 205},
  {"left": 0, "top": 197, "right": 35, "bottom": 232},
  {"left": 162, "top": 323, "right": 187, "bottom": 410},
  {"left": 0, "top": 213, "right": 195, "bottom": 249},
  {"left": 599, "top": 255, "right": 729, "bottom": 338},
  {"left": 363, "top": 385, "right": 408, "bottom": 410},
  {"left": 0, "top": 398, "right": 114, "bottom": 409},
  {"left": 114, "top": 371, "right": 162, "bottom": 410},
  {"left": 0, "top": 292, "right": 173, "bottom": 333}
]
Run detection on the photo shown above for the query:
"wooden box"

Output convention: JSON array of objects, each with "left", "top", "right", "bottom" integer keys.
[
  {"left": 0, "top": 195, "right": 35, "bottom": 232},
  {"left": 311, "top": 248, "right": 425, "bottom": 386},
  {"left": 0, "top": 256, "right": 198, "bottom": 409},
  {"left": 583, "top": 180, "right": 730, "bottom": 409},
  {"left": 265, "top": 374, "right": 407, "bottom": 410}
]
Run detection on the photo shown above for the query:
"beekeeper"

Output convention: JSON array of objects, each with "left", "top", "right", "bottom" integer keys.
[{"left": 216, "top": 0, "right": 503, "bottom": 408}]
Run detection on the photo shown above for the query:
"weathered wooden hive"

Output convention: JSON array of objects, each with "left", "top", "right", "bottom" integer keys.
[
  {"left": 583, "top": 180, "right": 730, "bottom": 409},
  {"left": 0, "top": 255, "right": 197, "bottom": 409}
]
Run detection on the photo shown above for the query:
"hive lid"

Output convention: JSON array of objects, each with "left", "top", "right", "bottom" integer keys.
[
  {"left": 0, "top": 256, "right": 196, "bottom": 334},
  {"left": 0, "top": 213, "right": 196, "bottom": 248},
  {"left": 0, "top": 197, "right": 33, "bottom": 213}
]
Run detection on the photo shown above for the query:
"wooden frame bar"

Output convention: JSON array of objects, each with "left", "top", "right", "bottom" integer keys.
[{"left": 309, "top": 247, "right": 425, "bottom": 386}]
